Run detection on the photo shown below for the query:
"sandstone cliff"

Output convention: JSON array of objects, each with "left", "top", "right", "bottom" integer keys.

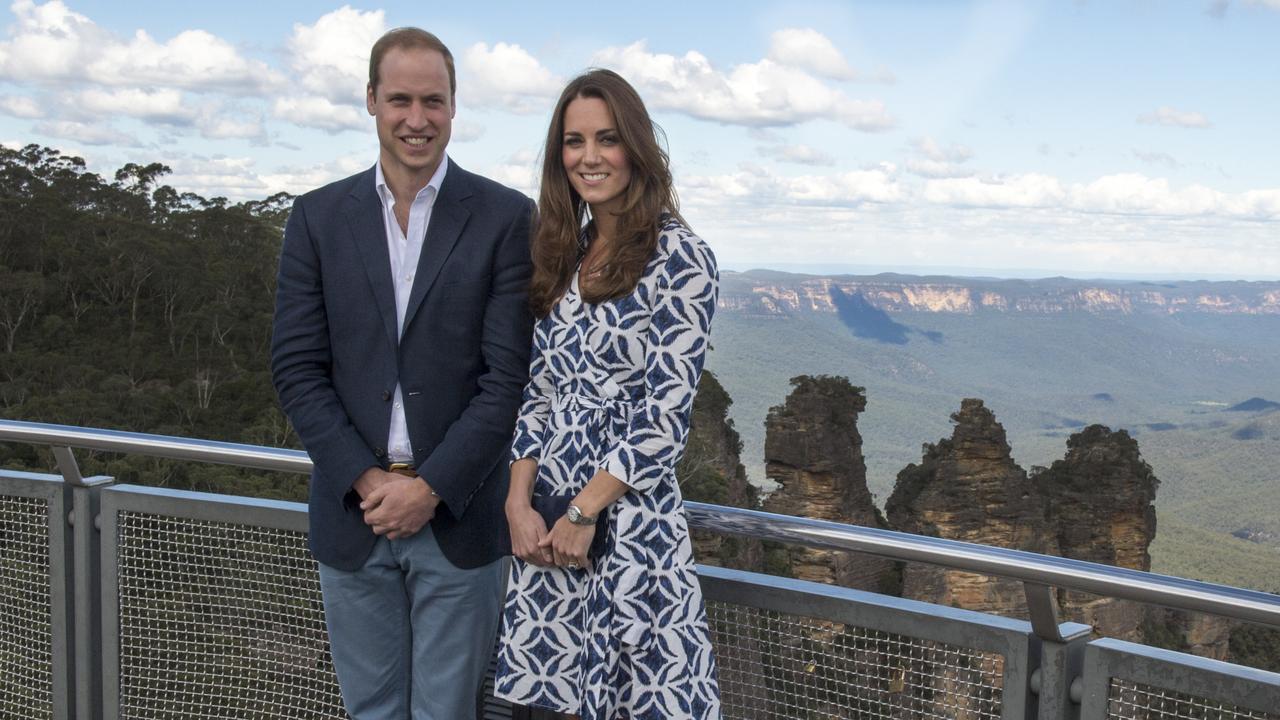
[
  {"left": 720, "top": 272, "right": 1280, "bottom": 317},
  {"left": 678, "top": 370, "right": 763, "bottom": 571},
  {"left": 762, "top": 375, "right": 895, "bottom": 593},
  {"left": 885, "top": 399, "right": 1057, "bottom": 618},
  {"left": 677, "top": 371, "right": 772, "bottom": 714},
  {"left": 1031, "top": 425, "right": 1158, "bottom": 641}
]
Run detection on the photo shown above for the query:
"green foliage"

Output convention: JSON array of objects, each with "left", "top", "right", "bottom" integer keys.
[
  {"left": 762, "top": 541, "right": 793, "bottom": 578},
  {"left": 0, "top": 144, "right": 303, "bottom": 500},
  {"left": 1149, "top": 520, "right": 1280, "bottom": 594},
  {"left": 1229, "top": 624, "right": 1280, "bottom": 673},
  {"left": 1139, "top": 615, "right": 1191, "bottom": 654},
  {"left": 680, "top": 462, "right": 730, "bottom": 505}
]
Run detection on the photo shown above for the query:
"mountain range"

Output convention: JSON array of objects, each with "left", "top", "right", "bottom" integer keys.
[{"left": 704, "top": 270, "right": 1280, "bottom": 589}]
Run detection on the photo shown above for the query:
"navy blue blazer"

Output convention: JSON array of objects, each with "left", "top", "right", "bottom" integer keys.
[{"left": 271, "top": 161, "right": 535, "bottom": 572}]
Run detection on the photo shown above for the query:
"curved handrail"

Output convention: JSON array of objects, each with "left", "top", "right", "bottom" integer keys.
[
  {"left": 3, "top": 418, "right": 1278, "bottom": 629},
  {"left": 686, "top": 502, "right": 1280, "bottom": 630},
  {"left": 0, "top": 419, "right": 312, "bottom": 473}
]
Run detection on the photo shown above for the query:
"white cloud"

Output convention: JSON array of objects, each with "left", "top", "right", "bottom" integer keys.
[
  {"left": 914, "top": 136, "right": 972, "bottom": 163},
  {"left": 787, "top": 167, "right": 902, "bottom": 203},
  {"left": 287, "top": 6, "right": 386, "bottom": 104},
  {"left": 758, "top": 143, "right": 836, "bottom": 166},
  {"left": 258, "top": 153, "right": 371, "bottom": 196},
  {"left": 906, "top": 158, "right": 975, "bottom": 179},
  {"left": 1068, "top": 174, "right": 1280, "bottom": 220},
  {"left": 163, "top": 155, "right": 266, "bottom": 198},
  {"left": 90, "top": 29, "right": 283, "bottom": 94},
  {"left": 0, "top": 0, "right": 100, "bottom": 81},
  {"left": 487, "top": 149, "right": 539, "bottom": 196},
  {"left": 197, "top": 114, "right": 266, "bottom": 142},
  {"left": 767, "top": 28, "right": 857, "bottom": 81},
  {"left": 79, "top": 88, "right": 195, "bottom": 124},
  {"left": 0, "top": 0, "right": 283, "bottom": 95},
  {"left": 923, "top": 171, "right": 1280, "bottom": 220},
  {"left": 905, "top": 137, "right": 973, "bottom": 178},
  {"left": 923, "top": 173, "right": 1065, "bottom": 208},
  {"left": 272, "top": 96, "right": 366, "bottom": 133},
  {"left": 0, "top": 94, "right": 42, "bottom": 118},
  {"left": 34, "top": 119, "right": 141, "bottom": 147},
  {"left": 591, "top": 41, "right": 894, "bottom": 131},
  {"left": 451, "top": 120, "right": 486, "bottom": 143},
  {"left": 460, "top": 42, "right": 561, "bottom": 114},
  {"left": 683, "top": 163, "right": 901, "bottom": 207},
  {"left": 1069, "top": 174, "right": 1216, "bottom": 215},
  {"left": 1138, "top": 106, "right": 1212, "bottom": 128}
]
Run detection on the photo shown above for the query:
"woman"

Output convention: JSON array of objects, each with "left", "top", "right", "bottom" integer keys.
[{"left": 494, "top": 69, "right": 721, "bottom": 720}]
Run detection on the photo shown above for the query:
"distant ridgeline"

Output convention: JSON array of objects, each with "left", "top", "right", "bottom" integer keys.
[
  {"left": 677, "top": 373, "right": 1280, "bottom": 673},
  {"left": 721, "top": 269, "right": 1280, "bottom": 320}
]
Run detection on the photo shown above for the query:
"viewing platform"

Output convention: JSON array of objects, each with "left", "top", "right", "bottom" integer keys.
[{"left": 2, "top": 419, "right": 1278, "bottom": 719}]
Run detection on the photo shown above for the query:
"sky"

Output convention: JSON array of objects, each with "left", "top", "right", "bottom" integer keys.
[{"left": 0, "top": 0, "right": 1277, "bottom": 279}]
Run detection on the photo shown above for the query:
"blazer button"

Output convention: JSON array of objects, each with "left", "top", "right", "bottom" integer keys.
[
  {"left": 374, "top": 447, "right": 386, "bottom": 458},
  {"left": 381, "top": 390, "right": 391, "bottom": 401}
]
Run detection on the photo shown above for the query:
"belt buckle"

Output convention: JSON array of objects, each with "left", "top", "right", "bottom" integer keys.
[{"left": 387, "top": 462, "right": 415, "bottom": 477}]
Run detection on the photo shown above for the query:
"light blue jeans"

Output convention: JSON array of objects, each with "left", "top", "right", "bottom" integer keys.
[{"left": 318, "top": 527, "right": 505, "bottom": 720}]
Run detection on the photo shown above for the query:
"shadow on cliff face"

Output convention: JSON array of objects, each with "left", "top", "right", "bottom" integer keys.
[{"left": 830, "top": 287, "right": 942, "bottom": 344}]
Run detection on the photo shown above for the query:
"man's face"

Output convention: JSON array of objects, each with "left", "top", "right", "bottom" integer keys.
[{"left": 367, "top": 46, "right": 454, "bottom": 184}]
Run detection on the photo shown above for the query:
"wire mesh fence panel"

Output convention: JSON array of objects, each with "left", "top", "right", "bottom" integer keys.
[
  {"left": 708, "top": 600, "right": 1005, "bottom": 720},
  {"left": 1107, "top": 678, "right": 1280, "bottom": 720},
  {"left": 114, "top": 511, "right": 344, "bottom": 719},
  {"left": 0, "top": 494, "right": 53, "bottom": 720}
]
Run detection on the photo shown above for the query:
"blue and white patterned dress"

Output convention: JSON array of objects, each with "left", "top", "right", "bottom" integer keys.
[{"left": 495, "top": 217, "right": 721, "bottom": 719}]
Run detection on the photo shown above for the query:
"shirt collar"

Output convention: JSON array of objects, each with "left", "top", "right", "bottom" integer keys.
[{"left": 374, "top": 154, "right": 449, "bottom": 207}]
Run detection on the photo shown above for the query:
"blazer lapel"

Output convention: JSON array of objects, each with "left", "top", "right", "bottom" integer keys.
[
  {"left": 344, "top": 168, "right": 399, "bottom": 350},
  {"left": 401, "top": 163, "right": 473, "bottom": 333}
]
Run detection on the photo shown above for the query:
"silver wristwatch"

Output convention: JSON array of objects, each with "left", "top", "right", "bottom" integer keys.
[{"left": 566, "top": 504, "right": 597, "bottom": 526}]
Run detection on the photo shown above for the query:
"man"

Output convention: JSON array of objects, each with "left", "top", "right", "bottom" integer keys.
[{"left": 271, "top": 27, "right": 534, "bottom": 719}]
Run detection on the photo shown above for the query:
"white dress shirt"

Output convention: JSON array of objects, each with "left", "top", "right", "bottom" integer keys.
[{"left": 374, "top": 156, "right": 449, "bottom": 463}]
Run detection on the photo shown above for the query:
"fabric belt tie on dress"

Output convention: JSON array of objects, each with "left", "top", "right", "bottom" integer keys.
[
  {"left": 549, "top": 391, "right": 631, "bottom": 415},
  {"left": 550, "top": 390, "right": 661, "bottom": 686}
]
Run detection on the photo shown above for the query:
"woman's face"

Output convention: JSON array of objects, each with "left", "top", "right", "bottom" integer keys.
[{"left": 561, "top": 96, "right": 632, "bottom": 220}]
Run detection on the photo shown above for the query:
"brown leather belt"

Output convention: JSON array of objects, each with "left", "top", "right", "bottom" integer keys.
[
  {"left": 387, "top": 462, "right": 416, "bottom": 478},
  {"left": 387, "top": 462, "right": 440, "bottom": 499}
]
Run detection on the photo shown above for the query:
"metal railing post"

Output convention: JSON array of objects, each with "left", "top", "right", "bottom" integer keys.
[
  {"left": 1032, "top": 622, "right": 1091, "bottom": 720},
  {"left": 46, "top": 476, "right": 75, "bottom": 720},
  {"left": 54, "top": 444, "right": 114, "bottom": 720},
  {"left": 72, "top": 479, "right": 113, "bottom": 720}
]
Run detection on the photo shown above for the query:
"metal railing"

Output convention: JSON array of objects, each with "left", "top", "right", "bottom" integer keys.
[{"left": 2, "top": 418, "right": 1279, "bottom": 720}]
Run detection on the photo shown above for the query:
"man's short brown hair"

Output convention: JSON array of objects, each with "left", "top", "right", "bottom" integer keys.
[{"left": 368, "top": 27, "right": 456, "bottom": 98}]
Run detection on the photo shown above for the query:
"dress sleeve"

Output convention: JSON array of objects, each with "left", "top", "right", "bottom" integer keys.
[
  {"left": 511, "top": 332, "right": 553, "bottom": 463},
  {"left": 602, "top": 233, "right": 718, "bottom": 493}
]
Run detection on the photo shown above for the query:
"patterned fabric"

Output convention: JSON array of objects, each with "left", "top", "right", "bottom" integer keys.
[{"left": 495, "top": 217, "right": 721, "bottom": 719}]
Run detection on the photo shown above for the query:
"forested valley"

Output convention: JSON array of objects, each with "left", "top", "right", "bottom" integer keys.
[{"left": 0, "top": 144, "right": 304, "bottom": 498}]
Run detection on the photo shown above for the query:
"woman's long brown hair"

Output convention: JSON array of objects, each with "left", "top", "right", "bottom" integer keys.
[{"left": 529, "top": 69, "right": 685, "bottom": 317}]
